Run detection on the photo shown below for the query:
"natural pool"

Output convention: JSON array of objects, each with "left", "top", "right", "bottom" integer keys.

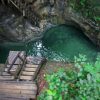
[{"left": 0, "top": 25, "right": 99, "bottom": 63}]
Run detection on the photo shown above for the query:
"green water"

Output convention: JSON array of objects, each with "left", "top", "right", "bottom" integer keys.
[
  {"left": 0, "top": 25, "right": 99, "bottom": 63},
  {"left": 0, "top": 43, "right": 25, "bottom": 63},
  {"left": 27, "top": 25, "right": 99, "bottom": 62}
]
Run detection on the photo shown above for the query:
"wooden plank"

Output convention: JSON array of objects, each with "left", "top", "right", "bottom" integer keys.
[
  {"left": 0, "top": 93, "right": 36, "bottom": 99},
  {"left": 4, "top": 70, "right": 15, "bottom": 75},
  {"left": 22, "top": 71, "right": 35, "bottom": 76},
  {"left": 0, "top": 76, "right": 14, "bottom": 80},
  {"left": 0, "top": 89, "right": 37, "bottom": 95},
  {"left": 0, "top": 97, "right": 28, "bottom": 100},
  {"left": 20, "top": 76, "right": 32, "bottom": 81},
  {"left": 26, "top": 64, "right": 38, "bottom": 68},
  {"left": 7, "top": 51, "right": 22, "bottom": 73},
  {"left": 0, "top": 75, "right": 14, "bottom": 78},
  {"left": 0, "top": 81, "right": 36, "bottom": 85},
  {"left": 7, "top": 51, "right": 21, "bottom": 64},
  {"left": 5, "top": 65, "right": 18, "bottom": 72},
  {"left": 0, "top": 83, "right": 37, "bottom": 90},
  {"left": 24, "top": 68, "right": 37, "bottom": 72},
  {"left": 32, "top": 64, "right": 41, "bottom": 80},
  {"left": 2, "top": 72, "right": 11, "bottom": 76},
  {"left": 7, "top": 65, "right": 19, "bottom": 68},
  {"left": 26, "top": 57, "right": 42, "bottom": 65},
  {"left": 7, "top": 51, "right": 26, "bottom": 64}
]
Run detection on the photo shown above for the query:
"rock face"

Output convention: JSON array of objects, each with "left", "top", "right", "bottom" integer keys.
[
  {"left": 31, "top": 0, "right": 100, "bottom": 47},
  {"left": 0, "top": 5, "right": 42, "bottom": 43},
  {"left": 0, "top": 0, "right": 100, "bottom": 47}
]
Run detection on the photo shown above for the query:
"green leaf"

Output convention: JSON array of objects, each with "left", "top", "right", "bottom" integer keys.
[
  {"left": 47, "top": 90, "right": 53, "bottom": 95},
  {"left": 58, "top": 95, "right": 62, "bottom": 100}
]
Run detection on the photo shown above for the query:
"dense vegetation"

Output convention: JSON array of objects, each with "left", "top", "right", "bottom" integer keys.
[
  {"left": 38, "top": 55, "right": 100, "bottom": 100},
  {"left": 69, "top": 0, "right": 100, "bottom": 25}
]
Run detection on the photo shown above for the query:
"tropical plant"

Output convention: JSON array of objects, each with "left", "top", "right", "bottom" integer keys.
[{"left": 38, "top": 55, "right": 100, "bottom": 100}]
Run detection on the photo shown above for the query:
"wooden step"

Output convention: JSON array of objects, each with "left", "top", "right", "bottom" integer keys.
[
  {"left": 20, "top": 76, "right": 33, "bottom": 81},
  {"left": 0, "top": 97, "right": 28, "bottom": 100},
  {"left": 26, "top": 64, "right": 38, "bottom": 68},
  {"left": 0, "top": 81, "right": 36, "bottom": 85},
  {"left": 0, "top": 76, "right": 14, "bottom": 80},
  {"left": 7, "top": 51, "right": 26, "bottom": 65},
  {"left": 2, "top": 72, "right": 11, "bottom": 76},
  {"left": 24, "top": 67, "right": 37, "bottom": 72},
  {"left": 5, "top": 65, "right": 18, "bottom": 72},
  {"left": 7, "top": 65, "right": 19, "bottom": 68},
  {"left": 22, "top": 71, "right": 35, "bottom": 76},
  {"left": 0, "top": 93, "right": 36, "bottom": 99},
  {"left": 0, "top": 82, "right": 37, "bottom": 90},
  {"left": 0, "top": 89, "right": 37, "bottom": 95}
]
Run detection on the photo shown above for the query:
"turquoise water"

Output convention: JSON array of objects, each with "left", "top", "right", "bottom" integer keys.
[
  {"left": 0, "top": 25, "right": 99, "bottom": 63},
  {"left": 27, "top": 25, "right": 99, "bottom": 62}
]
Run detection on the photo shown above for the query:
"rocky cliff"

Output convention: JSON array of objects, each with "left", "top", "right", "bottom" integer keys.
[
  {"left": 0, "top": 0, "right": 100, "bottom": 47},
  {"left": 31, "top": 0, "right": 100, "bottom": 47}
]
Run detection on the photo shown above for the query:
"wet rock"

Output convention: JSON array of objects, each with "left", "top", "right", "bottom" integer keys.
[
  {"left": 31, "top": 0, "right": 100, "bottom": 47},
  {"left": 0, "top": 0, "right": 100, "bottom": 47},
  {"left": 0, "top": 5, "right": 42, "bottom": 43}
]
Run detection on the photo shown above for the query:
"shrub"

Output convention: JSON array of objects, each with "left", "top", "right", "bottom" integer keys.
[
  {"left": 69, "top": 0, "right": 100, "bottom": 24},
  {"left": 38, "top": 55, "right": 100, "bottom": 100}
]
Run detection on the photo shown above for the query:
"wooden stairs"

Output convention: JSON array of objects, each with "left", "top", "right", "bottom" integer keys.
[
  {"left": 0, "top": 51, "right": 46, "bottom": 100},
  {"left": 19, "top": 64, "right": 39, "bottom": 81}
]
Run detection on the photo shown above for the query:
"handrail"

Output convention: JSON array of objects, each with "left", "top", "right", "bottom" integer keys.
[{"left": 7, "top": 51, "right": 22, "bottom": 73}]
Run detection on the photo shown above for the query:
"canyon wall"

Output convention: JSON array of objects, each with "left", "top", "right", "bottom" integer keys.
[{"left": 0, "top": 0, "right": 100, "bottom": 47}]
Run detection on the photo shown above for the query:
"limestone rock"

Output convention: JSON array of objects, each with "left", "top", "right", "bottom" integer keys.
[{"left": 0, "top": 0, "right": 100, "bottom": 47}]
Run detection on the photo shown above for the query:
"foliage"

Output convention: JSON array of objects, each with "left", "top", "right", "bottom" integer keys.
[
  {"left": 38, "top": 54, "right": 100, "bottom": 100},
  {"left": 38, "top": 68, "right": 73, "bottom": 100},
  {"left": 69, "top": 0, "right": 100, "bottom": 24},
  {"left": 74, "top": 54, "right": 100, "bottom": 99}
]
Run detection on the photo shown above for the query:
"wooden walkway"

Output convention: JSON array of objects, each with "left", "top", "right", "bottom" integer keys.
[
  {"left": 0, "top": 81, "right": 37, "bottom": 100},
  {"left": 0, "top": 51, "right": 46, "bottom": 100}
]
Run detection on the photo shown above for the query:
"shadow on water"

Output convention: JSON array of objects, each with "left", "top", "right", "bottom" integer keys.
[{"left": 0, "top": 25, "right": 99, "bottom": 63}]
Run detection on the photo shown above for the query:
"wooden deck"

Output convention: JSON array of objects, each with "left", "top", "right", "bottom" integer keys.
[
  {"left": 0, "top": 81, "right": 37, "bottom": 100},
  {"left": 0, "top": 51, "right": 46, "bottom": 100}
]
